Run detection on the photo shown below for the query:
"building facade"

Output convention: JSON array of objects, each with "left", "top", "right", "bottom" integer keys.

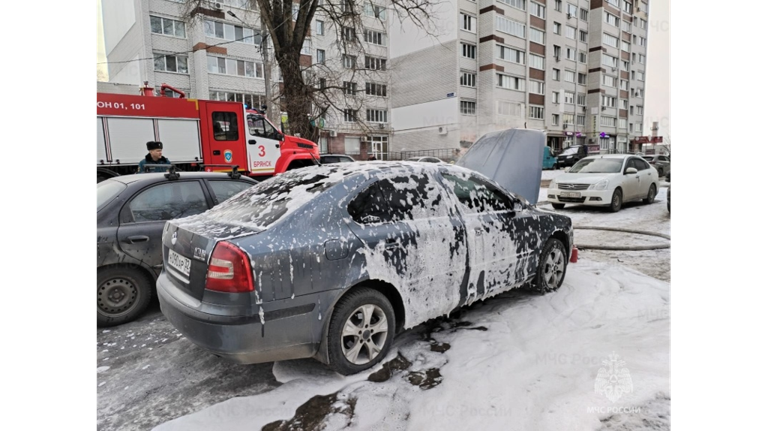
[{"left": 389, "top": 0, "right": 650, "bottom": 155}]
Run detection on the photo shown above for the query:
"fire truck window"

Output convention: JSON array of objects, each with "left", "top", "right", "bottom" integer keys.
[
  {"left": 247, "top": 114, "right": 277, "bottom": 139},
  {"left": 212, "top": 112, "right": 239, "bottom": 141}
]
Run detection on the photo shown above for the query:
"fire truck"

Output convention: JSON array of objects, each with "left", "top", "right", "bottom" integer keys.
[{"left": 96, "top": 84, "right": 319, "bottom": 182}]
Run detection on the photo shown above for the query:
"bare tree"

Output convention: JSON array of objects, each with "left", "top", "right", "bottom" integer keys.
[{"left": 182, "top": 0, "right": 441, "bottom": 142}]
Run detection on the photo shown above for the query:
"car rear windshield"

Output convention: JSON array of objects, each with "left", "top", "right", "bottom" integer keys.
[
  {"left": 201, "top": 168, "right": 346, "bottom": 229},
  {"left": 97, "top": 180, "right": 127, "bottom": 211},
  {"left": 560, "top": 147, "right": 579, "bottom": 156},
  {"left": 570, "top": 158, "right": 623, "bottom": 173}
]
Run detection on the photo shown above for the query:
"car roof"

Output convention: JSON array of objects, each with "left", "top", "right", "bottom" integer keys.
[
  {"left": 107, "top": 172, "right": 258, "bottom": 185},
  {"left": 581, "top": 154, "right": 636, "bottom": 160}
]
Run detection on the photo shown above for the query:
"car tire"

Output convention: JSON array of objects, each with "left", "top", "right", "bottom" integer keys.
[
  {"left": 97, "top": 266, "right": 153, "bottom": 327},
  {"left": 643, "top": 184, "right": 657, "bottom": 204},
  {"left": 327, "top": 288, "right": 396, "bottom": 376},
  {"left": 610, "top": 188, "right": 623, "bottom": 212},
  {"left": 535, "top": 238, "right": 568, "bottom": 294},
  {"left": 551, "top": 203, "right": 565, "bottom": 210}
]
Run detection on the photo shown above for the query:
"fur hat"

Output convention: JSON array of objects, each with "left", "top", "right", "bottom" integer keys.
[{"left": 146, "top": 141, "right": 163, "bottom": 151}]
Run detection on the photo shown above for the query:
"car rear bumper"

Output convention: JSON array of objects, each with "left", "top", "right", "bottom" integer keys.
[
  {"left": 157, "top": 271, "right": 337, "bottom": 364},
  {"left": 546, "top": 188, "right": 613, "bottom": 207}
]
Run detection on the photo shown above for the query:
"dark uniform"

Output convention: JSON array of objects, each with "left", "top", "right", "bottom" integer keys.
[{"left": 138, "top": 141, "right": 171, "bottom": 173}]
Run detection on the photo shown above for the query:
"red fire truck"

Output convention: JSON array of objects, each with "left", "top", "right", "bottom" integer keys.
[{"left": 96, "top": 84, "right": 319, "bottom": 182}]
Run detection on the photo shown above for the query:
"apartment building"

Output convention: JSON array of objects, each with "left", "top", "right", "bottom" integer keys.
[
  {"left": 389, "top": 0, "right": 650, "bottom": 154},
  {"left": 100, "top": 0, "right": 393, "bottom": 159}
]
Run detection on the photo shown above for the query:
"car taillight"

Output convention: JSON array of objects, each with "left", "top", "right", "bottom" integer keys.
[{"left": 205, "top": 241, "right": 254, "bottom": 293}]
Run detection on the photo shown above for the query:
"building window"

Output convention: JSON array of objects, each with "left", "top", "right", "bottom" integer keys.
[
  {"left": 638, "top": 54, "right": 646, "bottom": 64},
  {"left": 530, "top": 105, "right": 544, "bottom": 119},
  {"left": 498, "top": 74, "right": 526, "bottom": 91},
  {"left": 366, "top": 109, "right": 388, "bottom": 122},
  {"left": 604, "top": 12, "right": 619, "bottom": 27},
  {"left": 579, "top": 30, "right": 587, "bottom": 43},
  {"left": 343, "top": 81, "right": 357, "bottom": 95},
  {"left": 566, "top": 3, "right": 577, "bottom": 16},
  {"left": 552, "top": 114, "right": 560, "bottom": 126},
  {"left": 637, "top": 37, "right": 646, "bottom": 46},
  {"left": 499, "top": 0, "right": 526, "bottom": 11},
  {"left": 580, "top": 8, "right": 588, "bottom": 21},
  {"left": 620, "top": 79, "right": 629, "bottom": 90},
  {"left": 579, "top": 51, "right": 587, "bottom": 63},
  {"left": 554, "top": 0, "right": 562, "bottom": 12},
  {"left": 602, "top": 53, "right": 618, "bottom": 68},
  {"left": 606, "top": 0, "right": 619, "bottom": 7},
  {"left": 460, "top": 71, "right": 477, "bottom": 87},
  {"left": 553, "top": 45, "right": 561, "bottom": 58},
  {"left": 203, "top": 19, "right": 255, "bottom": 44},
  {"left": 600, "top": 116, "right": 617, "bottom": 127},
  {"left": 529, "top": 54, "right": 544, "bottom": 69},
  {"left": 318, "top": 78, "right": 326, "bottom": 89},
  {"left": 343, "top": 109, "right": 358, "bottom": 122},
  {"left": 553, "top": 22, "right": 561, "bottom": 34},
  {"left": 342, "top": 26, "right": 355, "bottom": 41},
  {"left": 602, "top": 95, "right": 616, "bottom": 107},
  {"left": 619, "top": 118, "right": 627, "bottom": 129},
  {"left": 552, "top": 91, "right": 560, "bottom": 104},
  {"left": 566, "top": 46, "right": 576, "bottom": 61},
  {"left": 319, "top": 137, "right": 328, "bottom": 153},
  {"left": 155, "top": 53, "right": 188, "bottom": 73},
  {"left": 365, "top": 56, "right": 387, "bottom": 70},
  {"left": 461, "top": 13, "right": 477, "bottom": 33},
  {"left": 301, "top": 40, "right": 312, "bottom": 55},
  {"left": 622, "top": 60, "right": 630, "bottom": 71},
  {"left": 345, "top": 136, "right": 360, "bottom": 155},
  {"left": 563, "top": 113, "right": 574, "bottom": 125},
  {"left": 343, "top": 54, "right": 356, "bottom": 69},
  {"left": 565, "top": 26, "right": 576, "bottom": 40},
  {"left": 602, "top": 33, "right": 619, "bottom": 48},
  {"left": 151, "top": 16, "right": 186, "bottom": 38},
  {"left": 564, "top": 91, "right": 574, "bottom": 104},
  {"left": 638, "top": 2, "right": 648, "bottom": 13},
  {"left": 530, "top": 2, "right": 545, "bottom": 18},
  {"left": 603, "top": 75, "right": 616, "bottom": 87},
  {"left": 462, "top": 43, "right": 477, "bottom": 59},
  {"left": 630, "top": 106, "right": 634, "bottom": 115},
  {"left": 621, "top": 40, "right": 630, "bottom": 52},
  {"left": 636, "top": 106, "right": 644, "bottom": 115},
  {"left": 577, "top": 93, "right": 586, "bottom": 105},
  {"left": 364, "top": 29, "right": 387, "bottom": 45},
  {"left": 530, "top": 80, "right": 545, "bottom": 95},
  {"left": 621, "top": 20, "right": 631, "bottom": 32},
  {"left": 564, "top": 70, "right": 575, "bottom": 83},
  {"left": 496, "top": 15, "right": 526, "bottom": 38},
  {"left": 577, "top": 115, "right": 585, "bottom": 125},
  {"left": 638, "top": 18, "right": 647, "bottom": 29},
  {"left": 365, "top": 82, "right": 387, "bottom": 96},
  {"left": 530, "top": 28, "right": 545, "bottom": 44},
  {"left": 316, "top": 49, "right": 325, "bottom": 64},
  {"left": 499, "top": 45, "right": 526, "bottom": 64},
  {"left": 577, "top": 72, "right": 586, "bottom": 84},
  {"left": 460, "top": 100, "right": 477, "bottom": 115},
  {"left": 363, "top": 3, "right": 387, "bottom": 19},
  {"left": 497, "top": 101, "right": 523, "bottom": 116},
  {"left": 552, "top": 68, "right": 560, "bottom": 81},
  {"left": 316, "top": 20, "right": 324, "bottom": 35},
  {"left": 210, "top": 91, "right": 266, "bottom": 109},
  {"left": 621, "top": 99, "right": 628, "bottom": 109},
  {"left": 623, "top": 1, "right": 632, "bottom": 13}
]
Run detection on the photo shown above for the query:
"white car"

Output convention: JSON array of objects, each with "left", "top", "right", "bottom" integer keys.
[{"left": 547, "top": 154, "right": 659, "bottom": 212}]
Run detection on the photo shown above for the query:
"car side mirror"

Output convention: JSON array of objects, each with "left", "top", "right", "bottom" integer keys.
[{"left": 625, "top": 167, "right": 638, "bottom": 175}]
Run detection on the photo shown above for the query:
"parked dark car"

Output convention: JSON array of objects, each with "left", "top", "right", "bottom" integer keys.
[
  {"left": 555, "top": 144, "right": 590, "bottom": 169},
  {"left": 642, "top": 155, "right": 671, "bottom": 180},
  {"left": 97, "top": 170, "right": 258, "bottom": 327},
  {"left": 157, "top": 162, "right": 573, "bottom": 375},
  {"left": 320, "top": 154, "right": 356, "bottom": 164}
]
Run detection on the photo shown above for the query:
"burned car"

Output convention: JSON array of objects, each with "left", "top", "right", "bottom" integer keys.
[{"left": 157, "top": 161, "right": 573, "bottom": 375}]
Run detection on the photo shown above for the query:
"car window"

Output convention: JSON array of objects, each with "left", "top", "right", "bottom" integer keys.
[
  {"left": 571, "top": 158, "right": 623, "bottom": 173},
  {"left": 322, "top": 156, "right": 340, "bottom": 163},
  {"left": 660, "top": 156, "right": 670, "bottom": 162},
  {"left": 642, "top": 156, "right": 654, "bottom": 163},
  {"left": 441, "top": 173, "right": 514, "bottom": 214},
  {"left": 97, "top": 180, "right": 126, "bottom": 211},
  {"left": 377, "top": 174, "right": 444, "bottom": 221},
  {"left": 347, "top": 182, "right": 391, "bottom": 224},
  {"left": 126, "top": 181, "right": 208, "bottom": 223},
  {"left": 338, "top": 156, "right": 354, "bottom": 163},
  {"left": 633, "top": 158, "right": 650, "bottom": 171},
  {"left": 560, "top": 147, "right": 578, "bottom": 156},
  {"left": 207, "top": 180, "right": 254, "bottom": 205},
  {"left": 212, "top": 112, "right": 239, "bottom": 141}
]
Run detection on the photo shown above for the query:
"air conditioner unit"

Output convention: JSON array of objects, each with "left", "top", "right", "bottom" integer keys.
[
  {"left": 213, "top": 2, "right": 222, "bottom": 10},
  {"left": 566, "top": 13, "right": 572, "bottom": 19},
  {"left": 360, "top": 135, "right": 368, "bottom": 142},
  {"left": 438, "top": 126, "right": 448, "bottom": 135},
  {"left": 329, "top": 130, "right": 338, "bottom": 137},
  {"left": 378, "top": 123, "right": 386, "bottom": 130}
]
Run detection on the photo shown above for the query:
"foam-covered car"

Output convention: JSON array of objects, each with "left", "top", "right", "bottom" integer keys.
[{"left": 157, "top": 162, "right": 573, "bottom": 375}]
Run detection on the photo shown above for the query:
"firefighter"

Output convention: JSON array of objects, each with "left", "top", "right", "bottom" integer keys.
[{"left": 138, "top": 141, "right": 171, "bottom": 173}]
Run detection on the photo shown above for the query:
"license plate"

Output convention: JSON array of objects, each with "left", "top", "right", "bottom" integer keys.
[
  {"left": 561, "top": 192, "right": 581, "bottom": 198},
  {"left": 168, "top": 249, "right": 191, "bottom": 277}
]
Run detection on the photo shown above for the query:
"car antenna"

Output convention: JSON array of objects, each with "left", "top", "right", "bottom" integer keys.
[{"left": 163, "top": 165, "right": 180, "bottom": 180}]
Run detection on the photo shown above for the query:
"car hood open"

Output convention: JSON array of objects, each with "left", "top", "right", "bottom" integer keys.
[{"left": 456, "top": 128, "right": 544, "bottom": 205}]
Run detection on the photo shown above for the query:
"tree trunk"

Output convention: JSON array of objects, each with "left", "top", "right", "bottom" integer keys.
[{"left": 275, "top": 50, "right": 316, "bottom": 140}]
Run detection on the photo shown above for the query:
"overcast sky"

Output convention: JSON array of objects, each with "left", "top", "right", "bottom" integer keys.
[{"left": 96, "top": 0, "right": 671, "bottom": 140}]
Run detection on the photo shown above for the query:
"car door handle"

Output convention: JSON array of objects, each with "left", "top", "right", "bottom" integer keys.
[
  {"left": 248, "top": 139, "right": 257, "bottom": 145},
  {"left": 275, "top": 144, "right": 280, "bottom": 148},
  {"left": 126, "top": 235, "right": 149, "bottom": 244},
  {"left": 213, "top": 150, "right": 221, "bottom": 155}
]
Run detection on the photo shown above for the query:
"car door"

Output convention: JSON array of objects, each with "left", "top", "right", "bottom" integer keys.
[
  {"left": 346, "top": 173, "right": 467, "bottom": 319},
  {"left": 440, "top": 172, "right": 524, "bottom": 306},
  {"left": 246, "top": 113, "right": 281, "bottom": 174},
  {"left": 634, "top": 158, "right": 654, "bottom": 194},
  {"left": 621, "top": 158, "right": 642, "bottom": 199},
  {"left": 116, "top": 180, "right": 210, "bottom": 273}
]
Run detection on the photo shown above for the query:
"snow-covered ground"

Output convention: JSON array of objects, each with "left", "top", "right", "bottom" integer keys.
[{"left": 141, "top": 175, "right": 672, "bottom": 431}]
